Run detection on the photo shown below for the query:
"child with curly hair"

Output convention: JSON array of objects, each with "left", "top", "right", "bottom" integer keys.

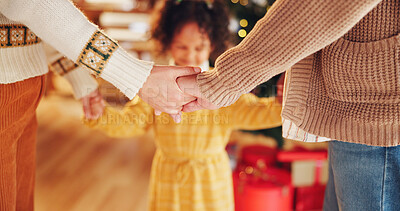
[
  {"left": 151, "top": 0, "right": 231, "bottom": 69},
  {"left": 85, "top": 0, "right": 283, "bottom": 210}
]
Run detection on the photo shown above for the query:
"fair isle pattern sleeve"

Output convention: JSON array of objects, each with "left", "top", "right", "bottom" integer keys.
[
  {"left": 77, "top": 31, "right": 118, "bottom": 77},
  {"left": 48, "top": 56, "right": 98, "bottom": 99},
  {"left": 0, "top": 25, "right": 40, "bottom": 47},
  {"left": 0, "top": 0, "right": 153, "bottom": 100},
  {"left": 50, "top": 56, "right": 78, "bottom": 76}
]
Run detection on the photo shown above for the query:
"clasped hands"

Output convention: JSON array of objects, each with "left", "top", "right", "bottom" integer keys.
[
  {"left": 137, "top": 66, "right": 219, "bottom": 123},
  {"left": 83, "top": 65, "right": 219, "bottom": 123}
]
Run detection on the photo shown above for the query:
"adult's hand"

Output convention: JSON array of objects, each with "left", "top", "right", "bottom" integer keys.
[
  {"left": 176, "top": 74, "right": 220, "bottom": 113},
  {"left": 138, "top": 66, "right": 201, "bottom": 120}
]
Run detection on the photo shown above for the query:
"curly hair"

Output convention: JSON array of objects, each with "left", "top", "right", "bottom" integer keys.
[{"left": 151, "top": 0, "right": 231, "bottom": 63}]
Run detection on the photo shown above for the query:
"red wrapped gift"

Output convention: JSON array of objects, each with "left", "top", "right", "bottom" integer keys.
[
  {"left": 233, "top": 167, "right": 293, "bottom": 211},
  {"left": 277, "top": 147, "right": 327, "bottom": 162},
  {"left": 277, "top": 148, "right": 328, "bottom": 211},
  {"left": 294, "top": 159, "right": 326, "bottom": 211},
  {"left": 295, "top": 184, "right": 326, "bottom": 211},
  {"left": 241, "top": 145, "right": 277, "bottom": 168}
]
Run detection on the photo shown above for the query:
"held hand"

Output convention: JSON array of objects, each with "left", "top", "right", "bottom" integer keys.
[
  {"left": 81, "top": 89, "right": 106, "bottom": 120},
  {"left": 176, "top": 74, "right": 220, "bottom": 113},
  {"left": 138, "top": 65, "right": 201, "bottom": 122}
]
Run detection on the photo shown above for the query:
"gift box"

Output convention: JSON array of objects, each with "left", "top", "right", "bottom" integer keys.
[
  {"left": 233, "top": 167, "right": 293, "bottom": 211},
  {"left": 277, "top": 147, "right": 328, "bottom": 187},
  {"left": 290, "top": 160, "right": 328, "bottom": 187},
  {"left": 241, "top": 145, "right": 278, "bottom": 168},
  {"left": 233, "top": 145, "right": 293, "bottom": 211},
  {"left": 295, "top": 183, "right": 326, "bottom": 211},
  {"left": 277, "top": 147, "right": 328, "bottom": 211}
]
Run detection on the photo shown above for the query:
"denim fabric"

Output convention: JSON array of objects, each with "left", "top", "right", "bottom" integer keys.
[{"left": 324, "top": 140, "right": 400, "bottom": 211}]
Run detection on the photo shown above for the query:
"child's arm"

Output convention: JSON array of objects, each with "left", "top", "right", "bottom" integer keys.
[
  {"left": 83, "top": 97, "right": 154, "bottom": 138},
  {"left": 224, "top": 93, "right": 282, "bottom": 130}
]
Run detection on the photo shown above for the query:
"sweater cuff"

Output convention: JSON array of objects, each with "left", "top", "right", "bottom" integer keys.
[
  {"left": 63, "top": 67, "right": 99, "bottom": 99},
  {"left": 100, "top": 48, "right": 154, "bottom": 100},
  {"left": 197, "top": 69, "right": 242, "bottom": 107}
]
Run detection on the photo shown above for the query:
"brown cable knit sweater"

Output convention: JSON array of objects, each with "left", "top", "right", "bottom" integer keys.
[{"left": 197, "top": 0, "right": 400, "bottom": 146}]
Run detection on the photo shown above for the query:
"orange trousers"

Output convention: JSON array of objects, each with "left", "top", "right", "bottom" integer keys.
[{"left": 0, "top": 75, "right": 46, "bottom": 211}]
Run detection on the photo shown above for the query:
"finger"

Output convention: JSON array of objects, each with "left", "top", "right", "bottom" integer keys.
[
  {"left": 182, "top": 100, "right": 204, "bottom": 113},
  {"left": 164, "top": 108, "right": 181, "bottom": 115},
  {"left": 170, "top": 112, "right": 182, "bottom": 123},
  {"left": 176, "top": 75, "right": 201, "bottom": 98},
  {"left": 154, "top": 107, "right": 181, "bottom": 115},
  {"left": 155, "top": 110, "right": 162, "bottom": 116},
  {"left": 93, "top": 103, "right": 105, "bottom": 119},
  {"left": 93, "top": 95, "right": 102, "bottom": 102},
  {"left": 81, "top": 97, "right": 92, "bottom": 119},
  {"left": 172, "top": 66, "right": 201, "bottom": 78}
]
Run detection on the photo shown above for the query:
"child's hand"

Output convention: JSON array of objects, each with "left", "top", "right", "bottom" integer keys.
[
  {"left": 81, "top": 89, "right": 105, "bottom": 120},
  {"left": 177, "top": 74, "right": 219, "bottom": 113}
]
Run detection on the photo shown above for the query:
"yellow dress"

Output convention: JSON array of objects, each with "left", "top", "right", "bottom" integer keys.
[{"left": 85, "top": 93, "right": 282, "bottom": 211}]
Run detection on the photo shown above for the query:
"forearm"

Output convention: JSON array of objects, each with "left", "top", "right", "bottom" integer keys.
[
  {"left": 0, "top": 0, "right": 153, "bottom": 99},
  {"left": 233, "top": 97, "right": 282, "bottom": 130},
  {"left": 62, "top": 67, "right": 98, "bottom": 99},
  {"left": 84, "top": 106, "right": 150, "bottom": 138},
  {"left": 47, "top": 51, "right": 98, "bottom": 99},
  {"left": 197, "top": 0, "right": 381, "bottom": 107}
]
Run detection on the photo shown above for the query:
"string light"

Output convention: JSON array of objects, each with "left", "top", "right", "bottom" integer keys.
[
  {"left": 239, "top": 19, "right": 248, "bottom": 27},
  {"left": 231, "top": 0, "right": 239, "bottom": 3},
  {"left": 239, "top": 0, "right": 248, "bottom": 6},
  {"left": 238, "top": 29, "right": 247, "bottom": 38}
]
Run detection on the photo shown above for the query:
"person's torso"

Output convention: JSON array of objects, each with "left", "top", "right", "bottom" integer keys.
[
  {"left": 0, "top": 13, "right": 48, "bottom": 84},
  {"left": 282, "top": 0, "right": 400, "bottom": 146},
  {"left": 152, "top": 107, "right": 233, "bottom": 159}
]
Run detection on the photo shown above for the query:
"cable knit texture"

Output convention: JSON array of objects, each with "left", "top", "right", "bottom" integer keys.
[
  {"left": 198, "top": 0, "right": 400, "bottom": 146},
  {"left": 197, "top": 0, "right": 382, "bottom": 106},
  {"left": 0, "top": 0, "right": 153, "bottom": 99}
]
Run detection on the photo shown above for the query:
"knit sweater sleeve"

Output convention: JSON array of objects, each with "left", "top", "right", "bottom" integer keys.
[
  {"left": 0, "top": 0, "right": 153, "bottom": 100},
  {"left": 197, "top": 0, "right": 382, "bottom": 107},
  {"left": 83, "top": 97, "right": 154, "bottom": 138},
  {"left": 44, "top": 43, "right": 98, "bottom": 99},
  {"left": 223, "top": 94, "right": 282, "bottom": 130}
]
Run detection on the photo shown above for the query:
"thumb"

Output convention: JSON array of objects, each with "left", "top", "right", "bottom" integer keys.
[
  {"left": 172, "top": 66, "right": 201, "bottom": 78},
  {"left": 176, "top": 75, "right": 201, "bottom": 97}
]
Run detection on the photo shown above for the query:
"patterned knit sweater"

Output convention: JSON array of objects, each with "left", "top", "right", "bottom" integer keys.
[
  {"left": 0, "top": 0, "right": 153, "bottom": 99},
  {"left": 198, "top": 0, "right": 400, "bottom": 146}
]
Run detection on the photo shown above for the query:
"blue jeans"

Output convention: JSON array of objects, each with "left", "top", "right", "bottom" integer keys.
[{"left": 323, "top": 140, "right": 400, "bottom": 211}]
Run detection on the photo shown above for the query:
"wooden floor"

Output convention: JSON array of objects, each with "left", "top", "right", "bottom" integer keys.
[{"left": 35, "top": 95, "right": 156, "bottom": 211}]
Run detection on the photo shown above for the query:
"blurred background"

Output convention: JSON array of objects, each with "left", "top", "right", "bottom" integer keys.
[{"left": 35, "top": 0, "right": 328, "bottom": 210}]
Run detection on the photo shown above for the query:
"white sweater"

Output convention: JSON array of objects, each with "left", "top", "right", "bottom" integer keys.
[
  {"left": 44, "top": 43, "right": 98, "bottom": 99},
  {"left": 0, "top": 0, "right": 153, "bottom": 99}
]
